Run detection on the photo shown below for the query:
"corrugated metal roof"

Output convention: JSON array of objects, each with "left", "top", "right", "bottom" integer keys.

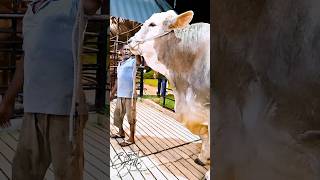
[{"left": 110, "top": 0, "right": 173, "bottom": 23}]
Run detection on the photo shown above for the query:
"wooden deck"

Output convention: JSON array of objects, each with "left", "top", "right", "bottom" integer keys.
[
  {"left": 0, "top": 99, "right": 209, "bottom": 180},
  {"left": 0, "top": 118, "right": 108, "bottom": 180},
  {"left": 110, "top": 99, "right": 210, "bottom": 180}
]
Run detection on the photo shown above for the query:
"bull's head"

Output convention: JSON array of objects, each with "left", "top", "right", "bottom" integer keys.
[{"left": 128, "top": 10, "right": 194, "bottom": 76}]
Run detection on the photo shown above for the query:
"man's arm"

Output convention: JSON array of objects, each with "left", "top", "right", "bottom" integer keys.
[
  {"left": 0, "top": 57, "right": 24, "bottom": 127},
  {"left": 83, "top": 0, "right": 101, "bottom": 15},
  {"left": 110, "top": 79, "right": 117, "bottom": 100},
  {"left": 135, "top": 55, "right": 142, "bottom": 66}
]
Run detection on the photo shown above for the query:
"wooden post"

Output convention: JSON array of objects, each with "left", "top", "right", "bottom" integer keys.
[{"left": 94, "top": 0, "right": 108, "bottom": 116}]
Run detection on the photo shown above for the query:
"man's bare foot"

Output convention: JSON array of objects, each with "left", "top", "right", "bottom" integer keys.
[
  {"left": 110, "top": 133, "right": 125, "bottom": 138},
  {"left": 119, "top": 139, "right": 134, "bottom": 147}
]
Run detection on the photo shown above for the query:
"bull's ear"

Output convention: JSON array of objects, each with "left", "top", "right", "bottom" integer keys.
[{"left": 168, "top": 10, "right": 194, "bottom": 30}]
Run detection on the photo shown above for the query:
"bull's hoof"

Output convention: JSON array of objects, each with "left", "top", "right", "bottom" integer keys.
[{"left": 194, "top": 158, "right": 206, "bottom": 166}]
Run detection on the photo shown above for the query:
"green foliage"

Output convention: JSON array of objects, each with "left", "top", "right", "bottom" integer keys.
[
  {"left": 82, "top": 54, "right": 97, "bottom": 64},
  {"left": 143, "top": 69, "right": 155, "bottom": 79},
  {"left": 142, "top": 94, "right": 175, "bottom": 111},
  {"left": 144, "top": 79, "right": 158, "bottom": 87},
  {"left": 160, "top": 98, "right": 175, "bottom": 110},
  {"left": 143, "top": 79, "right": 172, "bottom": 89}
]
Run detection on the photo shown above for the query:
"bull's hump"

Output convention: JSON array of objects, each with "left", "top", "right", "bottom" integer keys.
[
  {"left": 153, "top": 23, "right": 210, "bottom": 72},
  {"left": 175, "top": 23, "right": 210, "bottom": 36}
]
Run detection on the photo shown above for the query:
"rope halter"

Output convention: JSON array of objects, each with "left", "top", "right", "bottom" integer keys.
[{"left": 128, "top": 30, "right": 173, "bottom": 53}]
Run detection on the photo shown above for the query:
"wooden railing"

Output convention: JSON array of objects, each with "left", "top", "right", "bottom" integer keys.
[{"left": 0, "top": 1, "right": 109, "bottom": 114}]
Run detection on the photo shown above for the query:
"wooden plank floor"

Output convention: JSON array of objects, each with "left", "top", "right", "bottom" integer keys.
[
  {"left": 0, "top": 99, "right": 210, "bottom": 180},
  {"left": 110, "top": 99, "right": 210, "bottom": 180},
  {"left": 0, "top": 120, "right": 108, "bottom": 180}
]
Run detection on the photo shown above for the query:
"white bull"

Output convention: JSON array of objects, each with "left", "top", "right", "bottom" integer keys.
[{"left": 128, "top": 10, "right": 210, "bottom": 178}]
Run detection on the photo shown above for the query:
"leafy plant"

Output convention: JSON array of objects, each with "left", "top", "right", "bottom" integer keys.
[{"left": 142, "top": 94, "right": 175, "bottom": 111}]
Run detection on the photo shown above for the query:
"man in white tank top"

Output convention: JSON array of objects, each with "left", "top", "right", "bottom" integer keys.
[
  {"left": 110, "top": 44, "right": 138, "bottom": 147},
  {"left": 0, "top": 0, "right": 100, "bottom": 179}
]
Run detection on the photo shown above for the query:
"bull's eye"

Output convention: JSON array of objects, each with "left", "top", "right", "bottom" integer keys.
[{"left": 149, "top": 23, "right": 156, "bottom": 27}]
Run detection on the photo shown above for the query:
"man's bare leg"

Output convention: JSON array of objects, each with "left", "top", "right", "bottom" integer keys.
[
  {"left": 128, "top": 123, "right": 135, "bottom": 143},
  {"left": 111, "top": 125, "right": 125, "bottom": 138}
]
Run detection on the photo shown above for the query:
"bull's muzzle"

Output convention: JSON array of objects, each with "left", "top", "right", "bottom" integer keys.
[
  {"left": 127, "top": 37, "right": 141, "bottom": 55},
  {"left": 127, "top": 37, "right": 133, "bottom": 44}
]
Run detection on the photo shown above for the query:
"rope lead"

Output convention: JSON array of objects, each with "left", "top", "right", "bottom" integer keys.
[{"left": 69, "top": 0, "right": 88, "bottom": 143}]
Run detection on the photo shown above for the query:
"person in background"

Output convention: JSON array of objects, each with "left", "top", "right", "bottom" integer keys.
[{"left": 154, "top": 71, "right": 167, "bottom": 97}]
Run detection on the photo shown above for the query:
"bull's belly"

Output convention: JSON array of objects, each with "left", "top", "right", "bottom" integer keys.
[
  {"left": 177, "top": 111, "right": 209, "bottom": 135},
  {"left": 173, "top": 87, "right": 210, "bottom": 135}
]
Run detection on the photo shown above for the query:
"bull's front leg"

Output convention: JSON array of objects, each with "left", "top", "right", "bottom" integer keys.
[
  {"left": 195, "top": 126, "right": 210, "bottom": 166},
  {"left": 177, "top": 106, "right": 210, "bottom": 166},
  {"left": 197, "top": 135, "right": 210, "bottom": 165},
  {"left": 195, "top": 125, "right": 210, "bottom": 180}
]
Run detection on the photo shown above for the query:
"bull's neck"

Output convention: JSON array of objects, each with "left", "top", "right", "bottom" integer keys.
[{"left": 153, "top": 30, "right": 197, "bottom": 74}]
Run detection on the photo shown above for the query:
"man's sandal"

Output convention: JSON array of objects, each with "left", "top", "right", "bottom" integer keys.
[
  {"left": 119, "top": 140, "right": 134, "bottom": 147},
  {"left": 110, "top": 134, "right": 125, "bottom": 138}
]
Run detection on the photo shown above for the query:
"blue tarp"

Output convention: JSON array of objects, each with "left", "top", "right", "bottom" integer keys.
[{"left": 110, "top": 0, "right": 173, "bottom": 23}]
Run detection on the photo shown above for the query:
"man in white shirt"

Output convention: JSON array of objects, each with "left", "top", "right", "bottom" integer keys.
[
  {"left": 110, "top": 44, "right": 138, "bottom": 147},
  {"left": 0, "top": 0, "right": 100, "bottom": 179}
]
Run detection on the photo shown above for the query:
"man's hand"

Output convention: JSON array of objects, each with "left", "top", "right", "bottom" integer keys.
[
  {"left": 0, "top": 101, "right": 13, "bottom": 128},
  {"left": 110, "top": 93, "right": 116, "bottom": 101},
  {"left": 83, "top": 0, "right": 101, "bottom": 15},
  {"left": 0, "top": 58, "right": 23, "bottom": 128},
  {"left": 110, "top": 80, "right": 117, "bottom": 101}
]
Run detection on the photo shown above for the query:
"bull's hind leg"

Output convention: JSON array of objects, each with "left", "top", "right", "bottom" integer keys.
[
  {"left": 197, "top": 131, "right": 211, "bottom": 180},
  {"left": 195, "top": 132, "right": 210, "bottom": 166},
  {"left": 203, "top": 170, "right": 210, "bottom": 180}
]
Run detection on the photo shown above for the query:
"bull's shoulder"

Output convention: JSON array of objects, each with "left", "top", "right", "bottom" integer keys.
[
  {"left": 173, "top": 23, "right": 210, "bottom": 44},
  {"left": 175, "top": 23, "right": 210, "bottom": 33},
  {"left": 190, "top": 23, "right": 210, "bottom": 30},
  {"left": 191, "top": 22, "right": 210, "bottom": 26}
]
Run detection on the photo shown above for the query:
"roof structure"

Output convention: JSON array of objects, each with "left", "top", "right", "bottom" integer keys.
[{"left": 110, "top": 0, "right": 172, "bottom": 23}]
